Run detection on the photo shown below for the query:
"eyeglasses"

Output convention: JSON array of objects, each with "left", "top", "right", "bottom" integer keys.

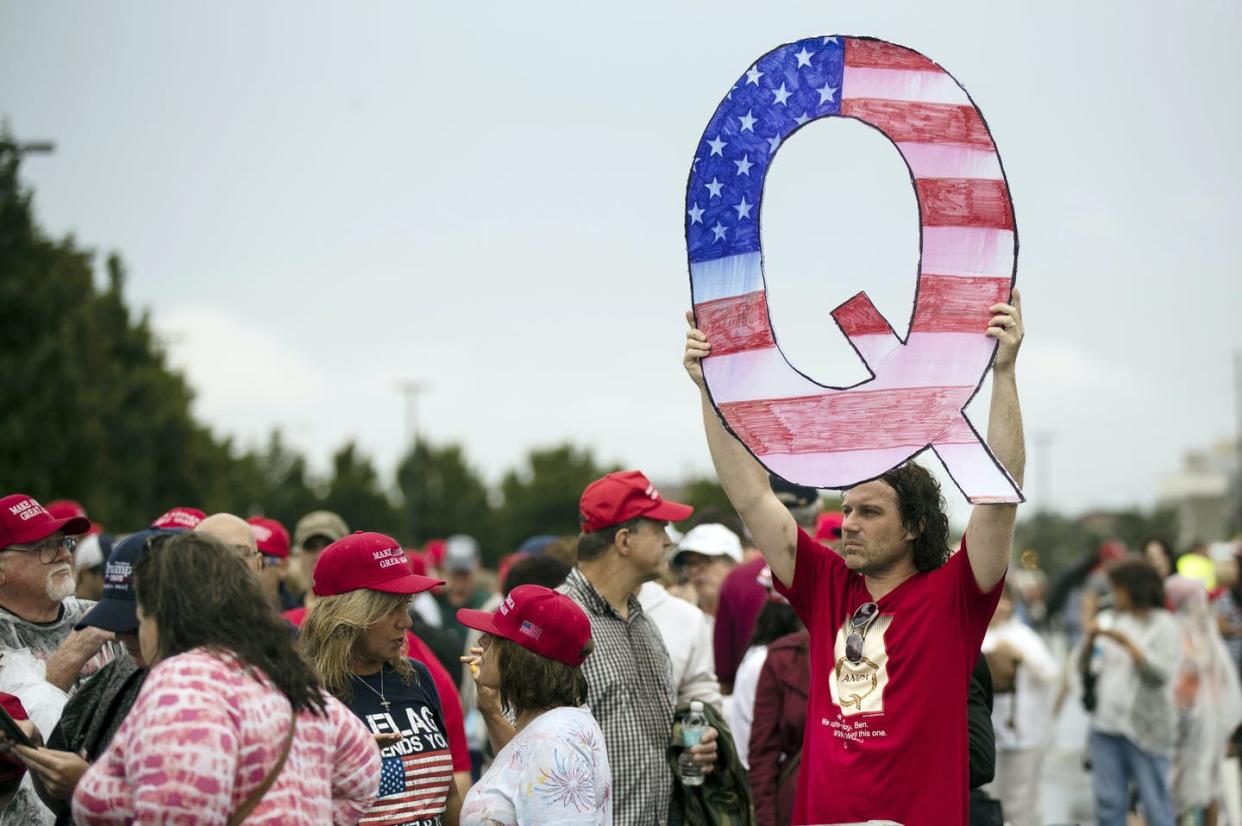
[
  {"left": 1, "top": 536, "right": 78, "bottom": 565},
  {"left": 845, "top": 602, "right": 879, "bottom": 664}
]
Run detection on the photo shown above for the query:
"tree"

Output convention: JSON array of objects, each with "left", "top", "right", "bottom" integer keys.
[
  {"left": 395, "top": 439, "right": 493, "bottom": 549},
  {"left": 320, "top": 442, "right": 401, "bottom": 539},
  {"left": 0, "top": 133, "right": 256, "bottom": 530},
  {"left": 246, "top": 429, "right": 322, "bottom": 530},
  {"left": 491, "top": 444, "right": 617, "bottom": 562},
  {"left": 679, "top": 478, "right": 735, "bottom": 515}
]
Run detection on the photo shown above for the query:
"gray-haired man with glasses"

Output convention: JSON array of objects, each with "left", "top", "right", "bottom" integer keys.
[
  {"left": 0, "top": 495, "right": 120, "bottom": 824},
  {"left": 0, "top": 495, "right": 117, "bottom": 696}
]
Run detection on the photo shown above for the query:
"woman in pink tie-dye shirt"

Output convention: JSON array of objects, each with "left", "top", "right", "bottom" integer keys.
[{"left": 71, "top": 531, "right": 381, "bottom": 824}]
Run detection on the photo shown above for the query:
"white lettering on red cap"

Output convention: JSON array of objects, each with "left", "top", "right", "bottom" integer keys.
[
  {"left": 9, "top": 500, "right": 47, "bottom": 521},
  {"left": 645, "top": 484, "right": 660, "bottom": 501},
  {"left": 371, "top": 546, "right": 404, "bottom": 569},
  {"left": 250, "top": 525, "right": 273, "bottom": 543},
  {"left": 500, "top": 595, "right": 516, "bottom": 615}
]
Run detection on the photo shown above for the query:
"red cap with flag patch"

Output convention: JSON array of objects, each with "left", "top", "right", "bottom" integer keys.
[
  {"left": 457, "top": 584, "right": 592, "bottom": 667},
  {"left": 578, "top": 470, "right": 693, "bottom": 533},
  {"left": 0, "top": 494, "right": 90, "bottom": 548}
]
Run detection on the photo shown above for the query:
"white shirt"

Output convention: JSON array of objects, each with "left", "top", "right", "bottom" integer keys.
[
  {"left": 729, "top": 644, "right": 768, "bottom": 768},
  {"left": 1086, "top": 609, "right": 1180, "bottom": 755},
  {"left": 460, "top": 705, "right": 611, "bottom": 825},
  {"left": 637, "top": 582, "right": 723, "bottom": 712},
  {"left": 981, "top": 619, "right": 1058, "bottom": 750}
]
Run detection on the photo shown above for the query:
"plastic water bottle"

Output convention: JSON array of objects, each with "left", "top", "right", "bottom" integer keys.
[{"left": 677, "top": 700, "right": 709, "bottom": 787}]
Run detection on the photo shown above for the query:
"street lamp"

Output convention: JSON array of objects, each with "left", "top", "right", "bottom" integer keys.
[
  {"left": 396, "top": 380, "right": 431, "bottom": 542},
  {"left": 1, "top": 139, "right": 56, "bottom": 157}
]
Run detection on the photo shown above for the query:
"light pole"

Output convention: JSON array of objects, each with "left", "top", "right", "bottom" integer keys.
[
  {"left": 2, "top": 139, "right": 56, "bottom": 158},
  {"left": 396, "top": 380, "right": 430, "bottom": 542},
  {"left": 1032, "top": 431, "right": 1054, "bottom": 513}
]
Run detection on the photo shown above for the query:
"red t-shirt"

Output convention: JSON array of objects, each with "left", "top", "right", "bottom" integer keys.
[
  {"left": 283, "top": 606, "right": 472, "bottom": 774},
  {"left": 773, "top": 527, "right": 1002, "bottom": 826}
]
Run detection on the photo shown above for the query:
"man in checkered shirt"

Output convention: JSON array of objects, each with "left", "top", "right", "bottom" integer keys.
[{"left": 560, "top": 470, "right": 720, "bottom": 826}]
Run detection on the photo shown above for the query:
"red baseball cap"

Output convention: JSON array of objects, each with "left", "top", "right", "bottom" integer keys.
[
  {"left": 815, "top": 511, "right": 844, "bottom": 542},
  {"left": 0, "top": 494, "right": 91, "bottom": 548},
  {"left": 423, "top": 538, "right": 447, "bottom": 568},
  {"left": 151, "top": 507, "right": 206, "bottom": 531},
  {"left": 248, "top": 517, "right": 291, "bottom": 559},
  {"left": 579, "top": 471, "right": 693, "bottom": 533},
  {"left": 458, "top": 584, "right": 592, "bottom": 667},
  {"left": 46, "top": 500, "right": 101, "bottom": 537},
  {"left": 313, "top": 532, "right": 444, "bottom": 597},
  {"left": 0, "top": 692, "right": 28, "bottom": 783},
  {"left": 405, "top": 550, "right": 429, "bottom": 578}
]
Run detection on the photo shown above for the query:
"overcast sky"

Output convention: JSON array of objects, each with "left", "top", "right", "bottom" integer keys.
[{"left": 3, "top": 1, "right": 1239, "bottom": 522}]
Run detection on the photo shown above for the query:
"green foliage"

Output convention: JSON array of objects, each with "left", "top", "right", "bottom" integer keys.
[
  {"left": 1015, "top": 506, "right": 1180, "bottom": 577},
  {"left": 680, "top": 478, "right": 734, "bottom": 515},
  {"left": 0, "top": 135, "right": 251, "bottom": 528},
  {"left": 395, "top": 439, "right": 493, "bottom": 548},
  {"left": 247, "top": 430, "right": 322, "bottom": 529},
  {"left": 491, "top": 445, "right": 618, "bottom": 562},
  {"left": 320, "top": 442, "right": 401, "bottom": 539}
]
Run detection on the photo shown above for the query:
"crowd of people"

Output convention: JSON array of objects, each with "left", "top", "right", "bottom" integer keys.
[{"left": 0, "top": 292, "right": 1236, "bottom": 826}]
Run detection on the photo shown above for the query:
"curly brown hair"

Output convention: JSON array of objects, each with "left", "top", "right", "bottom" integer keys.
[
  {"left": 875, "top": 463, "right": 950, "bottom": 573},
  {"left": 134, "top": 532, "right": 328, "bottom": 715},
  {"left": 493, "top": 636, "right": 593, "bottom": 716},
  {"left": 1107, "top": 557, "right": 1166, "bottom": 611}
]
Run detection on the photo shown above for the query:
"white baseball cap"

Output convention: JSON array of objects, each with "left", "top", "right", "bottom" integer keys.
[{"left": 675, "top": 523, "right": 742, "bottom": 563}]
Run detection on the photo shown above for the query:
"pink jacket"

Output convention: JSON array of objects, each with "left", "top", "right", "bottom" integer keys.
[{"left": 72, "top": 649, "right": 380, "bottom": 824}]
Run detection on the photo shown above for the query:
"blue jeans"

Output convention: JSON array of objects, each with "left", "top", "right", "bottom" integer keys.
[{"left": 1089, "top": 730, "right": 1174, "bottom": 826}]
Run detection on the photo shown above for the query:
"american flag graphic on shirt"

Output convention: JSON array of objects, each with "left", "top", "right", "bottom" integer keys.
[{"left": 360, "top": 748, "right": 453, "bottom": 826}]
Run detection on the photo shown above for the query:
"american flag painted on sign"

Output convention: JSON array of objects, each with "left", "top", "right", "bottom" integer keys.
[
  {"left": 686, "top": 36, "right": 1023, "bottom": 504},
  {"left": 360, "top": 748, "right": 453, "bottom": 826}
]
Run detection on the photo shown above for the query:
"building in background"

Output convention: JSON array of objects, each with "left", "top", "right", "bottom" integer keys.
[{"left": 1159, "top": 439, "right": 1238, "bottom": 548}]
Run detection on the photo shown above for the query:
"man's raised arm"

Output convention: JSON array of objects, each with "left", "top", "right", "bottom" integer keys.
[
  {"left": 965, "top": 288, "right": 1027, "bottom": 592},
  {"left": 683, "top": 311, "right": 798, "bottom": 587}
]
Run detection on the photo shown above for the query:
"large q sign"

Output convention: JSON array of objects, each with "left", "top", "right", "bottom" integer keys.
[{"left": 686, "top": 36, "right": 1023, "bottom": 505}]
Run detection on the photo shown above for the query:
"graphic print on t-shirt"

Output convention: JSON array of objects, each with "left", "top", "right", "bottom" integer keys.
[
  {"left": 353, "top": 665, "right": 453, "bottom": 826},
  {"left": 830, "top": 613, "right": 893, "bottom": 716}
]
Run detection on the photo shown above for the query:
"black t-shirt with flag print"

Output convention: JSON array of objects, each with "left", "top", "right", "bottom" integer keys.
[{"left": 348, "top": 659, "right": 454, "bottom": 826}]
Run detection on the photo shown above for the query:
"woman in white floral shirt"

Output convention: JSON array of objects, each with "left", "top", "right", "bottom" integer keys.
[{"left": 457, "top": 585, "right": 610, "bottom": 825}]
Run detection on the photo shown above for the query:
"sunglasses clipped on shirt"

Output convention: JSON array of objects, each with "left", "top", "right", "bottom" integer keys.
[
  {"left": 0, "top": 535, "right": 78, "bottom": 565},
  {"left": 845, "top": 601, "right": 879, "bottom": 665}
]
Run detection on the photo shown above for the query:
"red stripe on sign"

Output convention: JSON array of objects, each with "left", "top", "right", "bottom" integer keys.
[
  {"left": 720, "top": 386, "right": 975, "bottom": 454},
  {"left": 916, "top": 178, "right": 1013, "bottom": 230},
  {"left": 841, "top": 100, "right": 993, "bottom": 149},
  {"left": 912, "top": 276, "right": 1012, "bottom": 334},
  {"left": 696, "top": 292, "right": 775, "bottom": 356},
  {"left": 845, "top": 38, "right": 941, "bottom": 72},
  {"left": 832, "top": 293, "right": 894, "bottom": 337}
]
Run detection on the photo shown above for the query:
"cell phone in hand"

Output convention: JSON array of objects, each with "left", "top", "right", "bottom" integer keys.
[{"left": 0, "top": 704, "right": 34, "bottom": 749}]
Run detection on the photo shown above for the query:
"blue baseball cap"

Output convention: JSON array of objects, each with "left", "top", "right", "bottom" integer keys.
[{"left": 76, "top": 528, "right": 176, "bottom": 633}]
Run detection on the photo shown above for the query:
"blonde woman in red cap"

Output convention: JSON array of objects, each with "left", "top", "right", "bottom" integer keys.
[
  {"left": 301, "top": 532, "right": 463, "bottom": 826},
  {"left": 457, "top": 584, "right": 610, "bottom": 824}
]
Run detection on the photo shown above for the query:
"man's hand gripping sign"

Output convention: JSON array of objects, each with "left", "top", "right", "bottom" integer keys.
[{"left": 684, "top": 36, "right": 1023, "bottom": 504}]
